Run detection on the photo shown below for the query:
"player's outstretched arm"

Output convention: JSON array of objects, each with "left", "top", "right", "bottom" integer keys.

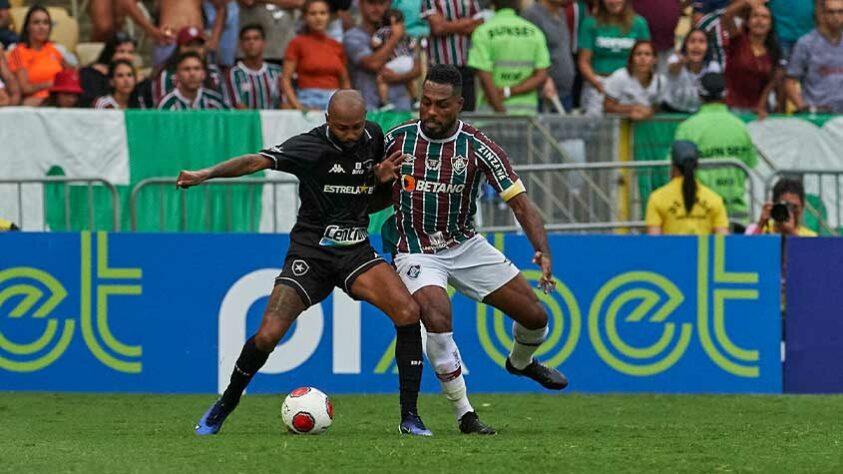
[
  {"left": 176, "top": 154, "right": 273, "bottom": 189},
  {"left": 507, "top": 193, "right": 555, "bottom": 294}
]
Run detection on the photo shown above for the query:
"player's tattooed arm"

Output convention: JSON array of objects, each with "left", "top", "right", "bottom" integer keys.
[
  {"left": 176, "top": 154, "right": 273, "bottom": 188},
  {"left": 507, "top": 193, "right": 556, "bottom": 294}
]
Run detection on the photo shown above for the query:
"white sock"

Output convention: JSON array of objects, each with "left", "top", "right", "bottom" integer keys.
[
  {"left": 509, "top": 322, "right": 548, "bottom": 370},
  {"left": 426, "top": 332, "right": 474, "bottom": 420}
]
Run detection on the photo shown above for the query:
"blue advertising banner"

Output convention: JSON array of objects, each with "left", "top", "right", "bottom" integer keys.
[
  {"left": 784, "top": 238, "right": 843, "bottom": 393},
  {"left": 0, "top": 233, "right": 782, "bottom": 394}
]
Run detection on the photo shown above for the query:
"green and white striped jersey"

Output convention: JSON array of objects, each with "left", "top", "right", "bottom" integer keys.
[
  {"left": 157, "top": 88, "right": 229, "bottom": 110},
  {"left": 384, "top": 120, "right": 525, "bottom": 254},
  {"left": 224, "top": 61, "right": 283, "bottom": 109}
]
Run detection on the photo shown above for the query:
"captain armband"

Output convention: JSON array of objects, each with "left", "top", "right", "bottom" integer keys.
[{"left": 499, "top": 179, "right": 526, "bottom": 202}]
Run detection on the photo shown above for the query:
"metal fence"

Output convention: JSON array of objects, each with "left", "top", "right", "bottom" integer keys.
[
  {"left": 463, "top": 114, "right": 622, "bottom": 232},
  {"left": 765, "top": 170, "right": 843, "bottom": 236},
  {"left": 478, "top": 158, "right": 759, "bottom": 233},
  {"left": 0, "top": 177, "right": 121, "bottom": 231}
]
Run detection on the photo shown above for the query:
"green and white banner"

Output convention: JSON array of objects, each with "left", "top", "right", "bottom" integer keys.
[{"left": 0, "top": 109, "right": 412, "bottom": 232}]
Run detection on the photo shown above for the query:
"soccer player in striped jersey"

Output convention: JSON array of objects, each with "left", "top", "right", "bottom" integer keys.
[
  {"left": 151, "top": 26, "right": 225, "bottom": 107},
  {"left": 224, "top": 24, "right": 283, "bottom": 109},
  {"left": 421, "top": 0, "right": 484, "bottom": 110},
  {"left": 158, "top": 52, "right": 228, "bottom": 110},
  {"left": 380, "top": 64, "right": 568, "bottom": 434},
  {"left": 92, "top": 59, "right": 136, "bottom": 110}
]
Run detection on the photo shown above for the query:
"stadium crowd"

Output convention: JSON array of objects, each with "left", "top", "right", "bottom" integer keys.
[{"left": 0, "top": 0, "right": 840, "bottom": 114}]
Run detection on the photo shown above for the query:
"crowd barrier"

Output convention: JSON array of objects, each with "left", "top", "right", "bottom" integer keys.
[{"left": 0, "top": 233, "right": 782, "bottom": 394}]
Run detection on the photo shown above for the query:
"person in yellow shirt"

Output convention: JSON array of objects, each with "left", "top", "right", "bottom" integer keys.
[
  {"left": 646, "top": 140, "right": 730, "bottom": 236},
  {"left": 0, "top": 218, "right": 19, "bottom": 231},
  {"left": 746, "top": 177, "right": 818, "bottom": 237}
]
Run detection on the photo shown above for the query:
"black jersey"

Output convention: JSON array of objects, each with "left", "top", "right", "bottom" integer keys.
[{"left": 259, "top": 121, "right": 384, "bottom": 247}]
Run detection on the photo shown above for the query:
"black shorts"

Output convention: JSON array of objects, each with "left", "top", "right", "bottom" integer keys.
[{"left": 275, "top": 236, "right": 385, "bottom": 308}]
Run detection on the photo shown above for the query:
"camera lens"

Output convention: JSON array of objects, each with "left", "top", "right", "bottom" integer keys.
[{"left": 771, "top": 202, "right": 790, "bottom": 223}]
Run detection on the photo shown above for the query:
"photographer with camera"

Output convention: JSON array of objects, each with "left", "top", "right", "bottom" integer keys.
[{"left": 746, "top": 178, "right": 817, "bottom": 237}]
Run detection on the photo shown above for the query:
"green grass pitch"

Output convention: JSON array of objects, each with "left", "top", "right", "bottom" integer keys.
[{"left": 3, "top": 393, "right": 842, "bottom": 473}]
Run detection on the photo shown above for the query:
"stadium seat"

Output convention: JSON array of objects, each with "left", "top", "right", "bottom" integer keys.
[
  {"left": 10, "top": 7, "right": 79, "bottom": 53},
  {"left": 75, "top": 42, "right": 104, "bottom": 67}
]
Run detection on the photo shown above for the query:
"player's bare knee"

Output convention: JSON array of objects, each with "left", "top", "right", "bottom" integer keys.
[
  {"left": 254, "top": 329, "right": 280, "bottom": 352},
  {"left": 518, "top": 303, "right": 548, "bottom": 330},
  {"left": 393, "top": 299, "right": 421, "bottom": 326}
]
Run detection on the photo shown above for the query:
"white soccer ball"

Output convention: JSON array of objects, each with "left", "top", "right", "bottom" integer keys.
[{"left": 282, "top": 387, "right": 334, "bottom": 435}]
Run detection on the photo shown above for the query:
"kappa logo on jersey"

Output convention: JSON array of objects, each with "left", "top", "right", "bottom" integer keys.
[
  {"left": 329, "top": 163, "right": 346, "bottom": 174},
  {"left": 452, "top": 155, "right": 468, "bottom": 174},
  {"left": 292, "top": 260, "right": 309, "bottom": 276},
  {"left": 425, "top": 157, "right": 441, "bottom": 171},
  {"left": 407, "top": 265, "right": 421, "bottom": 279},
  {"left": 323, "top": 184, "right": 374, "bottom": 195},
  {"left": 402, "top": 175, "right": 466, "bottom": 193}
]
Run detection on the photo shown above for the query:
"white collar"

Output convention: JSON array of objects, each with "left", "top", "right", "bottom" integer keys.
[
  {"left": 237, "top": 60, "right": 267, "bottom": 75},
  {"left": 175, "top": 87, "right": 204, "bottom": 108},
  {"left": 417, "top": 120, "right": 463, "bottom": 143}
]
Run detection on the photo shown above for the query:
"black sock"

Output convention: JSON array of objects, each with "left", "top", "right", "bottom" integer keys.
[
  {"left": 220, "top": 336, "right": 271, "bottom": 408},
  {"left": 395, "top": 322, "right": 423, "bottom": 418}
]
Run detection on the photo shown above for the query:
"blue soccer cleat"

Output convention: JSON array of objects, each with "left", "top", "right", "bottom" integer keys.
[
  {"left": 195, "top": 399, "right": 235, "bottom": 436},
  {"left": 399, "top": 413, "right": 433, "bottom": 436}
]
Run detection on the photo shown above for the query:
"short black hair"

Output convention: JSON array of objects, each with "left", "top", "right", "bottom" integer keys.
[
  {"left": 239, "top": 23, "right": 265, "bottom": 40},
  {"left": 772, "top": 177, "right": 806, "bottom": 205},
  {"left": 425, "top": 64, "right": 462, "bottom": 96},
  {"left": 176, "top": 51, "right": 205, "bottom": 68}
]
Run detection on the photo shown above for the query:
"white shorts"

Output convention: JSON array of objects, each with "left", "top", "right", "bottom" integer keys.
[{"left": 393, "top": 235, "right": 521, "bottom": 302}]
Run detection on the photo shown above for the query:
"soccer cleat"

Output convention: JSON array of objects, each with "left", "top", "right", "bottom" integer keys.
[
  {"left": 398, "top": 413, "right": 433, "bottom": 436},
  {"left": 459, "top": 411, "right": 497, "bottom": 435},
  {"left": 505, "top": 357, "right": 569, "bottom": 390},
  {"left": 195, "top": 398, "right": 235, "bottom": 436}
]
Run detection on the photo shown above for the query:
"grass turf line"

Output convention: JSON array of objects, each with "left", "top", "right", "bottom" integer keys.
[{"left": 2, "top": 393, "right": 842, "bottom": 473}]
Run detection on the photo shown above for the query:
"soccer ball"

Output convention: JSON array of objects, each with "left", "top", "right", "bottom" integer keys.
[{"left": 281, "top": 387, "right": 333, "bottom": 435}]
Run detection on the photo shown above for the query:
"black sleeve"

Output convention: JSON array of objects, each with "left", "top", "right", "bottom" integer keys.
[
  {"left": 366, "top": 121, "right": 386, "bottom": 164},
  {"left": 258, "top": 131, "right": 323, "bottom": 176}
]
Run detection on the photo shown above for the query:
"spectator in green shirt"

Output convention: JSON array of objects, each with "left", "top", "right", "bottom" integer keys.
[
  {"left": 674, "top": 72, "right": 758, "bottom": 227},
  {"left": 467, "top": 0, "right": 550, "bottom": 114},
  {"left": 577, "top": 0, "right": 651, "bottom": 115}
]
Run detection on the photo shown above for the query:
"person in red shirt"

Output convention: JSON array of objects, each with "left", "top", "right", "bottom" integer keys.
[
  {"left": 282, "top": 0, "right": 351, "bottom": 110},
  {"left": 721, "top": 0, "right": 783, "bottom": 117}
]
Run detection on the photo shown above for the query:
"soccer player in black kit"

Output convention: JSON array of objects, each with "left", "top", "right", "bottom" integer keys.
[{"left": 177, "top": 91, "right": 432, "bottom": 436}]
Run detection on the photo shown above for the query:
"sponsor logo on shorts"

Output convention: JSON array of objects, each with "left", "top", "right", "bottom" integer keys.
[
  {"left": 401, "top": 176, "right": 465, "bottom": 194},
  {"left": 319, "top": 225, "right": 369, "bottom": 247},
  {"left": 292, "top": 260, "right": 309, "bottom": 276},
  {"left": 407, "top": 265, "right": 421, "bottom": 279},
  {"left": 323, "top": 184, "right": 374, "bottom": 195}
]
